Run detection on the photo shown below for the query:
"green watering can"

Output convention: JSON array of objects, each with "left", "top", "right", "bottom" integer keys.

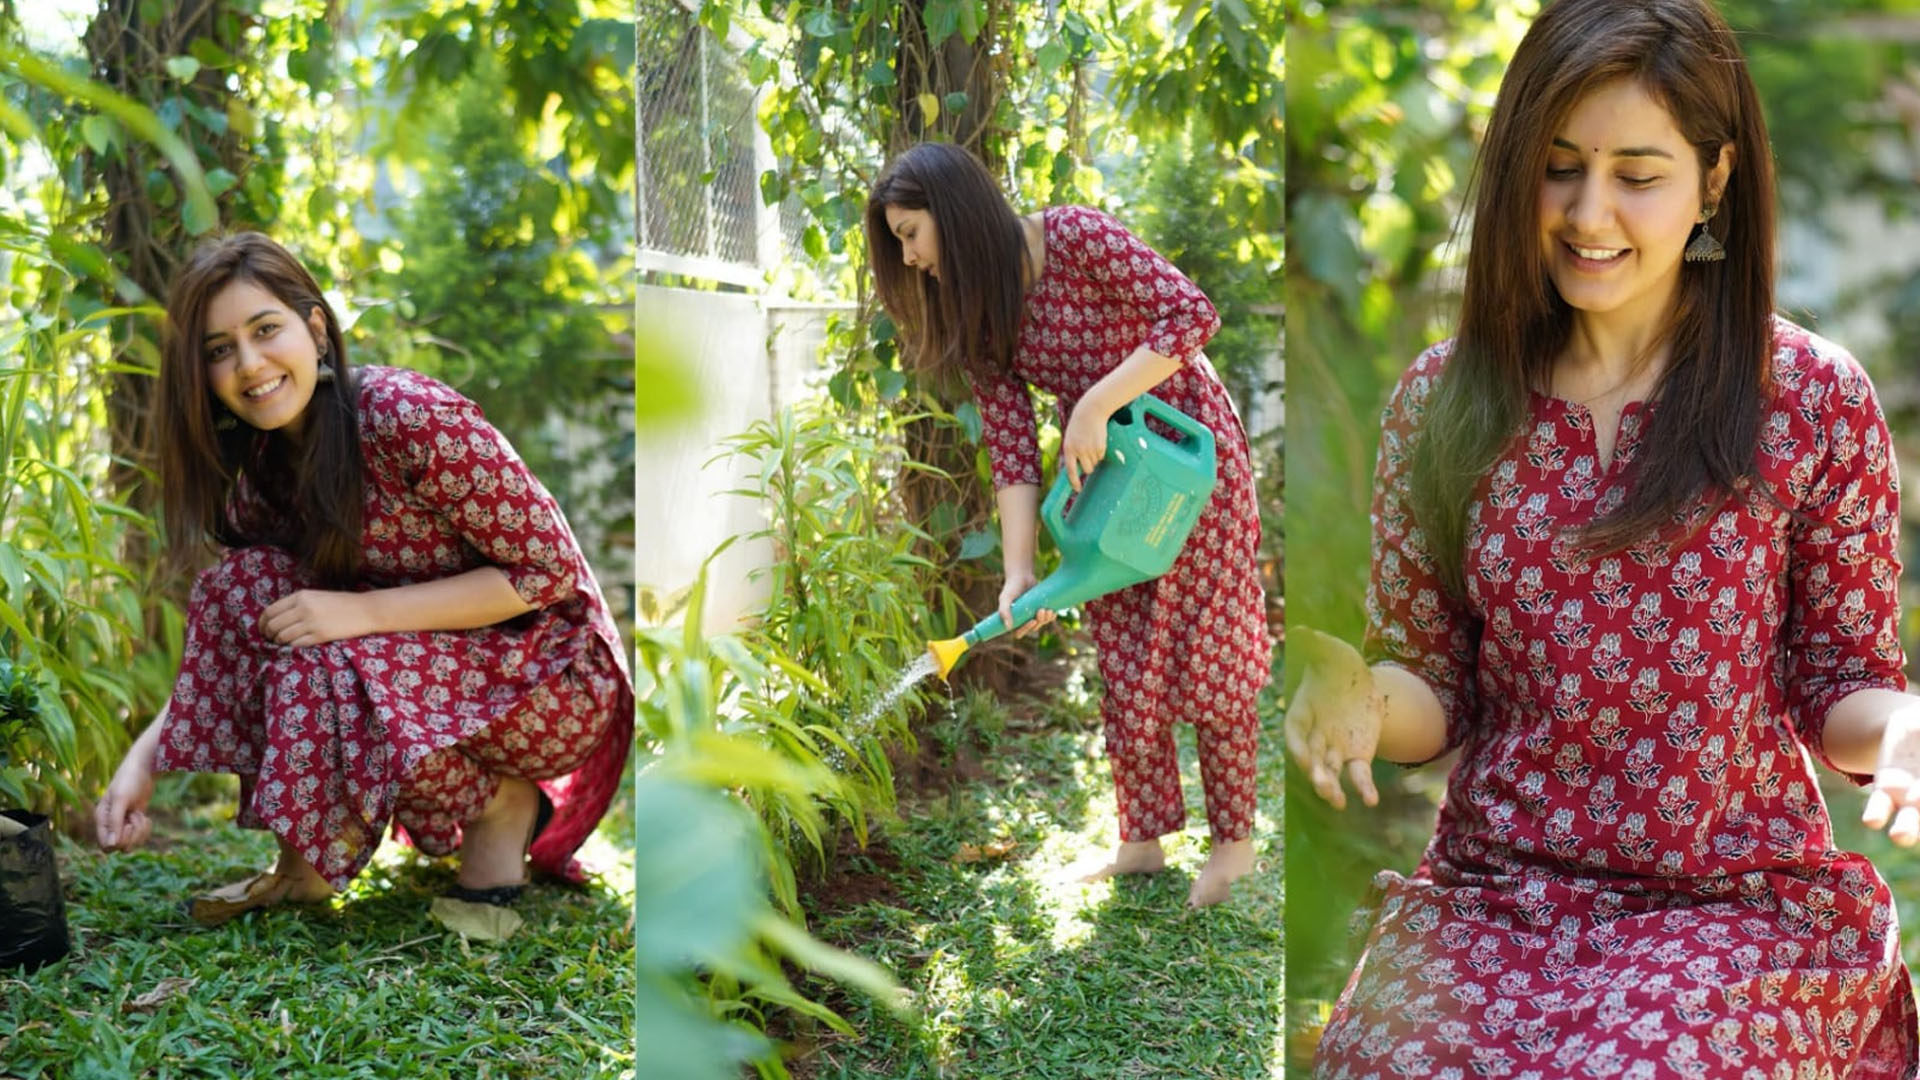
[{"left": 928, "top": 393, "right": 1218, "bottom": 680}]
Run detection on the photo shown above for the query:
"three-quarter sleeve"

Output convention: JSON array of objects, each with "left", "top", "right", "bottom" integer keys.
[
  {"left": 967, "top": 367, "right": 1044, "bottom": 491},
  {"left": 1051, "top": 205, "right": 1220, "bottom": 363},
  {"left": 1364, "top": 343, "right": 1484, "bottom": 761},
  {"left": 1782, "top": 345, "right": 1907, "bottom": 782},
  {"left": 378, "top": 378, "right": 583, "bottom": 610}
]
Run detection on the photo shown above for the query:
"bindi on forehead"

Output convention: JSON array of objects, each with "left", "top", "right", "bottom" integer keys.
[{"left": 1550, "top": 137, "right": 1676, "bottom": 160}]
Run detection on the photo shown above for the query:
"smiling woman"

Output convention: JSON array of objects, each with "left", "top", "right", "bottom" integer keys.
[
  {"left": 1538, "top": 80, "right": 1733, "bottom": 385},
  {"left": 1286, "top": 0, "right": 1920, "bottom": 1074},
  {"left": 93, "top": 233, "right": 633, "bottom": 925},
  {"left": 201, "top": 280, "right": 328, "bottom": 438}
]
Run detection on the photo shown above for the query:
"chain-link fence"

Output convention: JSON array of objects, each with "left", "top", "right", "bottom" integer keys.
[{"left": 637, "top": 0, "right": 763, "bottom": 281}]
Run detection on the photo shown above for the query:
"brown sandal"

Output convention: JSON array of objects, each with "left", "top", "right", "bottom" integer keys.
[{"left": 186, "top": 868, "right": 330, "bottom": 927}]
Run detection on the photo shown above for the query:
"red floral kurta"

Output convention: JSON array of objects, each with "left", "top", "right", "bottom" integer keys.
[
  {"left": 155, "top": 366, "right": 633, "bottom": 890},
  {"left": 1319, "top": 319, "right": 1916, "bottom": 1077},
  {"left": 970, "top": 205, "right": 1270, "bottom": 842}
]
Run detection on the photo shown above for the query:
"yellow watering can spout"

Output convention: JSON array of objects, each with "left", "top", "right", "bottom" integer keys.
[{"left": 927, "top": 636, "right": 970, "bottom": 681}]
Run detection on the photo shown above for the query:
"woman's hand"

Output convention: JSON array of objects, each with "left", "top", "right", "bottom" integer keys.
[
  {"left": 1285, "top": 627, "right": 1386, "bottom": 810},
  {"left": 97, "top": 741, "right": 157, "bottom": 852},
  {"left": 1061, "top": 404, "right": 1111, "bottom": 493},
  {"left": 1861, "top": 697, "right": 1920, "bottom": 845},
  {"left": 998, "top": 567, "right": 1054, "bottom": 638},
  {"left": 260, "top": 589, "right": 375, "bottom": 647}
]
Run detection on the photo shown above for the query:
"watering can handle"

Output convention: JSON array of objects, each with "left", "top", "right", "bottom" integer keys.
[
  {"left": 1042, "top": 393, "right": 1211, "bottom": 542},
  {"left": 1038, "top": 406, "right": 1117, "bottom": 541},
  {"left": 1131, "top": 393, "right": 1216, "bottom": 469},
  {"left": 1040, "top": 464, "right": 1074, "bottom": 542}
]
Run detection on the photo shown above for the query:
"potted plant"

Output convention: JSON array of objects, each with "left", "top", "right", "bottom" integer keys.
[{"left": 0, "top": 655, "right": 72, "bottom": 971}]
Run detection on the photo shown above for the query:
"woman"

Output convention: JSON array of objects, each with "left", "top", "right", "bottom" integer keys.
[
  {"left": 866, "top": 144, "right": 1270, "bottom": 907},
  {"left": 94, "top": 233, "right": 632, "bottom": 925},
  {"left": 1288, "top": 0, "right": 1919, "bottom": 1073}
]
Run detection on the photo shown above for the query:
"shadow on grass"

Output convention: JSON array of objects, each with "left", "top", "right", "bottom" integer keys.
[
  {"left": 0, "top": 767, "right": 637, "bottom": 1080},
  {"left": 787, "top": 693, "right": 1284, "bottom": 1080}
]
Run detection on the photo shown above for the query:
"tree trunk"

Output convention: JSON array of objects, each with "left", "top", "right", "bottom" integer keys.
[{"left": 83, "top": 0, "right": 257, "bottom": 603}]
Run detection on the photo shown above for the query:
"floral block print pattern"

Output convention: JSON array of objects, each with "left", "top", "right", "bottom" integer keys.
[
  {"left": 1319, "top": 319, "right": 1916, "bottom": 1078},
  {"left": 156, "top": 367, "right": 633, "bottom": 890},
  {"left": 969, "top": 205, "right": 1270, "bottom": 842}
]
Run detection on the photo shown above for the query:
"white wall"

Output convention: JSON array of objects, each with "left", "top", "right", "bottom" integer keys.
[
  {"left": 632, "top": 287, "right": 846, "bottom": 635},
  {"left": 634, "top": 286, "right": 774, "bottom": 635}
]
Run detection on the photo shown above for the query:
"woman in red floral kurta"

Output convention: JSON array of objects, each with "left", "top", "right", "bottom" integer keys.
[
  {"left": 1288, "top": 0, "right": 1919, "bottom": 1074},
  {"left": 95, "top": 233, "right": 631, "bottom": 923},
  {"left": 869, "top": 145, "right": 1270, "bottom": 907},
  {"left": 1313, "top": 324, "right": 1916, "bottom": 1075}
]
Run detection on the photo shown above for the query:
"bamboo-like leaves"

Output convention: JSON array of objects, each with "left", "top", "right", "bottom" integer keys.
[
  {"left": 635, "top": 396, "right": 971, "bottom": 1076},
  {"left": 0, "top": 222, "right": 169, "bottom": 813}
]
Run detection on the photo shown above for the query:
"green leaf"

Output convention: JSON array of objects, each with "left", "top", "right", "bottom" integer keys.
[
  {"left": 698, "top": 0, "right": 731, "bottom": 40},
  {"left": 181, "top": 189, "right": 217, "bottom": 235},
  {"left": 632, "top": 776, "right": 762, "bottom": 970},
  {"left": 758, "top": 169, "right": 784, "bottom": 207},
  {"left": 954, "top": 401, "right": 982, "bottom": 443},
  {"left": 1036, "top": 36, "right": 1070, "bottom": 73},
  {"left": 827, "top": 369, "right": 854, "bottom": 408},
  {"left": 957, "top": 528, "right": 999, "bottom": 560},
  {"left": 924, "top": 0, "right": 961, "bottom": 46},
  {"left": 1293, "top": 191, "right": 1364, "bottom": 304},
  {"left": 863, "top": 59, "right": 896, "bottom": 88},
  {"left": 204, "top": 168, "right": 238, "bottom": 197},
  {"left": 80, "top": 115, "right": 117, "bottom": 155},
  {"left": 187, "top": 39, "right": 235, "bottom": 68},
  {"left": 802, "top": 8, "right": 840, "bottom": 38},
  {"left": 942, "top": 91, "right": 969, "bottom": 116},
  {"left": 634, "top": 332, "right": 701, "bottom": 426},
  {"left": 956, "top": 0, "right": 983, "bottom": 43},
  {"left": 164, "top": 56, "right": 202, "bottom": 81},
  {"left": 1, "top": 46, "right": 216, "bottom": 232},
  {"left": 634, "top": 980, "right": 765, "bottom": 1080},
  {"left": 756, "top": 910, "right": 912, "bottom": 1016},
  {"left": 0, "top": 96, "right": 39, "bottom": 145}
]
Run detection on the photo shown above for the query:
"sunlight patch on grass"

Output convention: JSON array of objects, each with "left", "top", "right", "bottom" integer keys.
[
  {"left": 787, "top": 677, "right": 1285, "bottom": 1078},
  {"left": 918, "top": 945, "right": 974, "bottom": 1066}
]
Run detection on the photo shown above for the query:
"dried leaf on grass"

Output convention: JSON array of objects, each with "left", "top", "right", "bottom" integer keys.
[
  {"left": 126, "top": 976, "right": 198, "bottom": 1013},
  {"left": 952, "top": 839, "right": 1019, "bottom": 865},
  {"left": 429, "top": 896, "right": 523, "bottom": 941}
]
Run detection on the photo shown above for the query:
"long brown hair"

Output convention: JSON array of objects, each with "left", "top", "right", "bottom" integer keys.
[
  {"left": 157, "top": 233, "right": 364, "bottom": 586},
  {"left": 1411, "top": 0, "right": 1776, "bottom": 597},
  {"left": 866, "top": 143, "right": 1028, "bottom": 379}
]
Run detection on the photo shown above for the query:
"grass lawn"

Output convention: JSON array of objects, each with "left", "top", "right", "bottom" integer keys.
[
  {"left": 0, "top": 772, "right": 635, "bottom": 1080},
  {"left": 778, "top": 655, "right": 1285, "bottom": 1079}
]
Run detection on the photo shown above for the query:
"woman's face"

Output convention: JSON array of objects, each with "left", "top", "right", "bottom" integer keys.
[
  {"left": 883, "top": 204, "right": 941, "bottom": 280},
  {"left": 202, "top": 278, "right": 328, "bottom": 439},
  {"left": 1537, "top": 78, "right": 1732, "bottom": 334}
]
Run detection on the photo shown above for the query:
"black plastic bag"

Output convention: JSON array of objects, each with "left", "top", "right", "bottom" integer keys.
[{"left": 0, "top": 809, "right": 71, "bottom": 971}]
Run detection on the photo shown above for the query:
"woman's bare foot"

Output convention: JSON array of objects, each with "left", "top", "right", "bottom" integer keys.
[
  {"left": 1187, "top": 838, "right": 1256, "bottom": 908},
  {"left": 268, "top": 843, "right": 335, "bottom": 900},
  {"left": 457, "top": 776, "right": 539, "bottom": 891},
  {"left": 1068, "top": 838, "right": 1167, "bottom": 883}
]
